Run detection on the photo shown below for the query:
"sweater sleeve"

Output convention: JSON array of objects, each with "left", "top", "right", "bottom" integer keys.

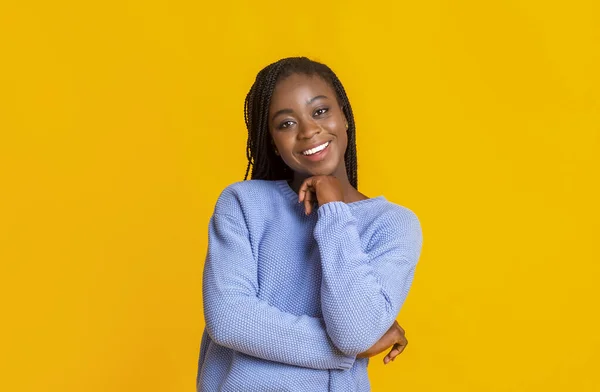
[
  {"left": 313, "top": 201, "right": 423, "bottom": 355},
  {"left": 202, "top": 211, "right": 355, "bottom": 370}
]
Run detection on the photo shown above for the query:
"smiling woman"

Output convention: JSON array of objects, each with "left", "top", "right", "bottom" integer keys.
[
  {"left": 196, "top": 57, "right": 423, "bottom": 391},
  {"left": 270, "top": 75, "right": 348, "bottom": 182}
]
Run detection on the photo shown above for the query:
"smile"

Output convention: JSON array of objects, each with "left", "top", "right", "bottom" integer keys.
[{"left": 302, "top": 141, "right": 330, "bottom": 156}]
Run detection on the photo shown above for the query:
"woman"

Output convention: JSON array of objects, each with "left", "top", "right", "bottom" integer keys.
[{"left": 197, "top": 57, "right": 423, "bottom": 391}]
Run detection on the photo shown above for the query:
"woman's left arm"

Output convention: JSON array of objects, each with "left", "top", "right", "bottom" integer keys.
[{"left": 313, "top": 201, "right": 423, "bottom": 356}]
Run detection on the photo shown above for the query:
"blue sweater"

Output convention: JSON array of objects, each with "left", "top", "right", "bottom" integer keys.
[{"left": 197, "top": 180, "right": 423, "bottom": 391}]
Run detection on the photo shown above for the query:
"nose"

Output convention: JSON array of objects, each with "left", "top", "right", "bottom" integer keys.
[{"left": 298, "top": 118, "right": 321, "bottom": 139}]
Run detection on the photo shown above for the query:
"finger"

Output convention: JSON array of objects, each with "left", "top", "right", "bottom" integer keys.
[
  {"left": 387, "top": 350, "right": 399, "bottom": 363},
  {"left": 384, "top": 350, "right": 391, "bottom": 364},
  {"left": 391, "top": 342, "right": 408, "bottom": 359},
  {"left": 298, "top": 177, "right": 316, "bottom": 203},
  {"left": 384, "top": 342, "right": 407, "bottom": 364},
  {"left": 305, "top": 194, "right": 312, "bottom": 215},
  {"left": 299, "top": 188, "right": 308, "bottom": 204},
  {"left": 306, "top": 187, "right": 317, "bottom": 215},
  {"left": 383, "top": 347, "right": 396, "bottom": 364},
  {"left": 298, "top": 184, "right": 306, "bottom": 203},
  {"left": 393, "top": 344, "right": 406, "bottom": 357},
  {"left": 298, "top": 187, "right": 306, "bottom": 204},
  {"left": 383, "top": 347, "right": 394, "bottom": 364}
]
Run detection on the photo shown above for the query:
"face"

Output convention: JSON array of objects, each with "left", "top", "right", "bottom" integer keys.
[{"left": 268, "top": 73, "right": 348, "bottom": 180}]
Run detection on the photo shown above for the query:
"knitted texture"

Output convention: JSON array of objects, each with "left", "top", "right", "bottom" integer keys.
[{"left": 197, "top": 180, "right": 423, "bottom": 391}]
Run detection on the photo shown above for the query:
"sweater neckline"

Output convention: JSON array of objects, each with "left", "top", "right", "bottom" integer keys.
[{"left": 275, "top": 180, "right": 386, "bottom": 207}]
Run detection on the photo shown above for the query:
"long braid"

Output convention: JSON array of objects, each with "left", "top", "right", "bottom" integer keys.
[
  {"left": 243, "top": 57, "right": 358, "bottom": 189},
  {"left": 243, "top": 83, "right": 256, "bottom": 181},
  {"left": 331, "top": 77, "right": 358, "bottom": 189}
]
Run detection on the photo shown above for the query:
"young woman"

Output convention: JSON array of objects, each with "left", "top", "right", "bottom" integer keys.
[{"left": 197, "top": 57, "right": 423, "bottom": 391}]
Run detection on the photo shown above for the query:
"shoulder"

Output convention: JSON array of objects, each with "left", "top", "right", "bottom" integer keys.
[
  {"left": 355, "top": 198, "right": 420, "bottom": 230},
  {"left": 380, "top": 201, "right": 421, "bottom": 230},
  {"left": 363, "top": 199, "right": 423, "bottom": 248},
  {"left": 213, "top": 180, "right": 281, "bottom": 216}
]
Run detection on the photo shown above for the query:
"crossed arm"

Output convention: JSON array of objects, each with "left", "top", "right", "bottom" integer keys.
[
  {"left": 203, "top": 213, "right": 355, "bottom": 370},
  {"left": 202, "top": 197, "right": 422, "bottom": 369}
]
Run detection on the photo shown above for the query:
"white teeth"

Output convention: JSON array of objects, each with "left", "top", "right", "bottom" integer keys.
[{"left": 302, "top": 142, "right": 330, "bottom": 156}]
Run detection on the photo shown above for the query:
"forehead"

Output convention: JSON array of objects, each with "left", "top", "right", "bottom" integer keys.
[{"left": 269, "top": 73, "right": 336, "bottom": 109}]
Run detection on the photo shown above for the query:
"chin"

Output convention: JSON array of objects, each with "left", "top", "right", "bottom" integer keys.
[
  {"left": 289, "top": 154, "right": 345, "bottom": 178},
  {"left": 305, "top": 163, "right": 341, "bottom": 177}
]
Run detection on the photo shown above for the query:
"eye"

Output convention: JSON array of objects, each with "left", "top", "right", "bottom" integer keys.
[
  {"left": 278, "top": 120, "right": 295, "bottom": 129},
  {"left": 314, "top": 107, "right": 329, "bottom": 117}
]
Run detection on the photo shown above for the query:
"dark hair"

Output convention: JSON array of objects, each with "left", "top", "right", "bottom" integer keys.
[{"left": 243, "top": 57, "right": 358, "bottom": 188}]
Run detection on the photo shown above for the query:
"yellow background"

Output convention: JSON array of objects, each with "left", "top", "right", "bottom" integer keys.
[{"left": 1, "top": 1, "right": 599, "bottom": 391}]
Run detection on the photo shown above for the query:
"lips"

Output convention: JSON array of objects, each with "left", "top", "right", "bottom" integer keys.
[
  {"left": 298, "top": 140, "right": 332, "bottom": 162},
  {"left": 301, "top": 141, "right": 331, "bottom": 156}
]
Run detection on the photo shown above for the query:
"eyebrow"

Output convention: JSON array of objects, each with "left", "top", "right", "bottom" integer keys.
[{"left": 271, "top": 95, "right": 329, "bottom": 121}]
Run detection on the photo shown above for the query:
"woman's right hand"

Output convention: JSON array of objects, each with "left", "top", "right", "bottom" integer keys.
[{"left": 356, "top": 321, "right": 408, "bottom": 364}]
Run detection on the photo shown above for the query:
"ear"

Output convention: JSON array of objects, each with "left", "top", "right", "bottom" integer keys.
[{"left": 340, "top": 105, "right": 348, "bottom": 129}]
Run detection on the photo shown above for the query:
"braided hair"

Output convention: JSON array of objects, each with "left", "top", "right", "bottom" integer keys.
[{"left": 243, "top": 57, "right": 359, "bottom": 189}]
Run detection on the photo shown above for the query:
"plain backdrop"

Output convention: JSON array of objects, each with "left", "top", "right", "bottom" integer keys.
[{"left": 1, "top": 1, "right": 599, "bottom": 391}]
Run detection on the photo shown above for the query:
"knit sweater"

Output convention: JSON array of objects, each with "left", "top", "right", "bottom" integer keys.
[{"left": 197, "top": 179, "right": 423, "bottom": 391}]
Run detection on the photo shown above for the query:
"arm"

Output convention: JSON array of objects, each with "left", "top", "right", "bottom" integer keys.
[
  {"left": 313, "top": 202, "right": 422, "bottom": 355},
  {"left": 203, "top": 210, "right": 355, "bottom": 370}
]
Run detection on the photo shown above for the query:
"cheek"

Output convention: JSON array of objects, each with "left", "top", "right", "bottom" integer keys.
[
  {"left": 271, "top": 134, "right": 297, "bottom": 165},
  {"left": 327, "top": 118, "right": 348, "bottom": 147},
  {"left": 324, "top": 115, "right": 344, "bottom": 129},
  {"left": 269, "top": 130, "right": 285, "bottom": 149}
]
